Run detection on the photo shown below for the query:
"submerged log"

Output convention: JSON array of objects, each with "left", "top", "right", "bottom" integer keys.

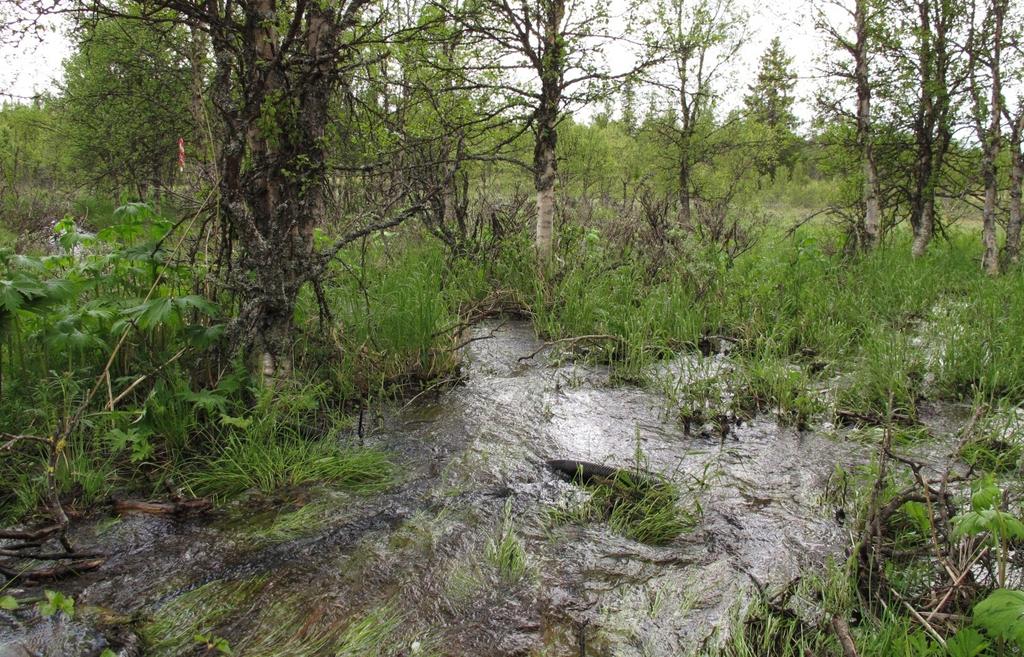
[
  {"left": 0, "top": 524, "right": 63, "bottom": 541},
  {"left": 112, "top": 497, "right": 212, "bottom": 516},
  {"left": 0, "top": 558, "right": 105, "bottom": 584},
  {"left": 547, "top": 459, "right": 659, "bottom": 488}
]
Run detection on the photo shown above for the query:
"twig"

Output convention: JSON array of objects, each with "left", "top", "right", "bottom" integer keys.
[
  {"left": 0, "top": 558, "right": 105, "bottom": 584},
  {"left": 0, "top": 525, "right": 63, "bottom": 541},
  {"left": 449, "top": 320, "right": 507, "bottom": 352},
  {"left": 518, "top": 335, "right": 624, "bottom": 362},
  {"left": 106, "top": 347, "right": 188, "bottom": 410},
  {"left": 891, "top": 589, "right": 947, "bottom": 648},
  {"left": 927, "top": 546, "right": 989, "bottom": 622},
  {"left": 400, "top": 375, "right": 462, "bottom": 411},
  {"left": 0, "top": 548, "right": 104, "bottom": 560},
  {"left": 0, "top": 433, "right": 50, "bottom": 450},
  {"left": 830, "top": 615, "right": 860, "bottom": 657}
]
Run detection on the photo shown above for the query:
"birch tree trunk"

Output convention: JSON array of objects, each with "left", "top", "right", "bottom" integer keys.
[
  {"left": 534, "top": 119, "right": 558, "bottom": 263},
  {"left": 981, "top": 1, "right": 1005, "bottom": 274},
  {"left": 909, "top": 0, "right": 954, "bottom": 259},
  {"left": 855, "top": 0, "right": 881, "bottom": 248},
  {"left": 1005, "top": 110, "right": 1024, "bottom": 264},
  {"left": 678, "top": 155, "right": 692, "bottom": 229},
  {"left": 532, "top": 0, "right": 565, "bottom": 265},
  {"left": 972, "top": 0, "right": 1006, "bottom": 275}
]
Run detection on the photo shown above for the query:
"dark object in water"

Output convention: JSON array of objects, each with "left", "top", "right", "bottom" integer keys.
[{"left": 546, "top": 459, "right": 657, "bottom": 488}]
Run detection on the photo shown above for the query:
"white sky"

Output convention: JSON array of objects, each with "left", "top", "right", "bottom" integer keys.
[{"left": 1, "top": 0, "right": 827, "bottom": 121}]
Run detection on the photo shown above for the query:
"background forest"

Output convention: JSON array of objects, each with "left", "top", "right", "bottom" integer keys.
[{"left": 1, "top": 0, "right": 1024, "bottom": 655}]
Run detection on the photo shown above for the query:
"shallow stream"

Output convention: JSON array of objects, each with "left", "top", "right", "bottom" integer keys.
[{"left": 1, "top": 321, "right": 875, "bottom": 657}]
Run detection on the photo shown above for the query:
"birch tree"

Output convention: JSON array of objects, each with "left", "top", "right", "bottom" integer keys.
[
  {"left": 4, "top": 1, "right": 435, "bottom": 382},
  {"left": 454, "top": 0, "right": 645, "bottom": 264},
  {"left": 816, "top": 0, "right": 885, "bottom": 249},
  {"left": 884, "top": 0, "right": 967, "bottom": 258},
  {"left": 967, "top": 0, "right": 1009, "bottom": 274},
  {"left": 648, "top": 0, "right": 745, "bottom": 228},
  {"left": 1007, "top": 101, "right": 1024, "bottom": 264}
]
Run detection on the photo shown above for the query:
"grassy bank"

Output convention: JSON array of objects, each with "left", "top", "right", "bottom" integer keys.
[{"left": 4, "top": 208, "right": 1022, "bottom": 516}]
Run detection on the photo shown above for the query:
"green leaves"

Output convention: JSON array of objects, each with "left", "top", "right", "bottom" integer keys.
[
  {"left": 952, "top": 475, "right": 1024, "bottom": 544},
  {"left": 194, "top": 633, "right": 233, "bottom": 655},
  {"left": 37, "top": 590, "right": 74, "bottom": 619},
  {"left": 973, "top": 589, "right": 1024, "bottom": 648},
  {"left": 123, "top": 295, "right": 218, "bottom": 332},
  {"left": 953, "top": 508, "right": 1024, "bottom": 543},
  {"left": 104, "top": 427, "right": 154, "bottom": 463},
  {"left": 219, "top": 415, "right": 253, "bottom": 430},
  {"left": 946, "top": 628, "right": 989, "bottom": 657},
  {"left": 971, "top": 474, "right": 1002, "bottom": 511},
  {"left": 0, "top": 595, "right": 19, "bottom": 611}
]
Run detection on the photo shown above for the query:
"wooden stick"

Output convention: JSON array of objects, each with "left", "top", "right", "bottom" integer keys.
[
  {"left": 518, "top": 334, "right": 623, "bottom": 362},
  {"left": 0, "top": 548, "right": 103, "bottom": 560},
  {"left": 0, "top": 558, "right": 105, "bottom": 583},
  {"left": 0, "top": 524, "right": 63, "bottom": 541},
  {"left": 830, "top": 615, "right": 860, "bottom": 657},
  {"left": 112, "top": 498, "right": 211, "bottom": 516}
]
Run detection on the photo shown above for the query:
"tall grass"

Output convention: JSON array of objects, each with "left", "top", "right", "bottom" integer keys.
[{"left": 496, "top": 226, "right": 1024, "bottom": 418}]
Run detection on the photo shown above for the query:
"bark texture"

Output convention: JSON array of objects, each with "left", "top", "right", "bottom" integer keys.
[
  {"left": 532, "top": 0, "right": 565, "bottom": 264},
  {"left": 1006, "top": 109, "right": 1024, "bottom": 265},
  {"left": 194, "top": 1, "right": 368, "bottom": 379},
  {"left": 855, "top": 0, "right": 881, "bottom": 248},
  {"left": 909, "top": 0, "right": 955, "bottom": 259},
  {"left": 980, "top": 0, "right": 1005, "bottom": 275}
]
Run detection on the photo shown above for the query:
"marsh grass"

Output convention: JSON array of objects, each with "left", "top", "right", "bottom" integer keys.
[
  {"left": 242, "top": 600, "right": 441, "bottom": 657},
  {"left": 833, "top": 331, "right": 925, "bottom": 424},
  {"left": 553, "top": 466, "right": 696, "bottom": 546},
  {"left": 141, "top": 576, "right": 269, "bottom": 656},
  {"left": 485, "top": 499, "right": 528, "bottom": 580},
  {"left": 737, "top": 355, "right": 822, "bottom": 427},
  {"left": 243, "top": 501, "right": 333, "bottom": 543},
  {"left": 331, "top": 604, "right": 406, "bottom": 657},
  {"left": 187, "top": 432, "right": 392, "bottom": 501},
  {"left": 959, "top": 403, "right": 1024, "bottom": 474},
  {"left": 509, "top": 227, "right": 1024, "bottom": 429},
  {"left": 162, "top": 379, "right": 393, "bottom": 500}
]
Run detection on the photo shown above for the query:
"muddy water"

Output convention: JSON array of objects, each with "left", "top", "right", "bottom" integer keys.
[{"left": 1, "top": 321, "right": 866, "bottom": 657}]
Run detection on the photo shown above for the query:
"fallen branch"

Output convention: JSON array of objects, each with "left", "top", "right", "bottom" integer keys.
[
  {"left": 830, "top": 615, "right": 860, "bottom": 657},
  {"left": 112, "top": 498, "right": 212, "bottom": 516},
  {"left": 0, "top": 525, "right": 63, "bottom": 541},
  {"left": 0, "top": 548, "right": 104, "bottom": 560},
  {"left": 106, "top": 346, "right": 188, "bottom": 410},
  {"left": 0, "top": 558, "right": 105, "bottom": 584},
  {"left": 0, "top": 433, "right": 51, "bottom": 450},
  {"left": 448, "top": 319, "right": 507, "bottom": 353},
  {"left": 518, "top": 334, "right": 625, "bottom": 362}
]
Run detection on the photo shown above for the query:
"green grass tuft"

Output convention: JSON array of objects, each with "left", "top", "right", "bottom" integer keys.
[
  {"left": 187, "top": 433, "right": 393, "bottom": 500},
  {"left": 554, "top": 467, "right": 696, "bottom": 546},
  {"left": 485, "top": 500, "right": 528, "bottom": 580}
]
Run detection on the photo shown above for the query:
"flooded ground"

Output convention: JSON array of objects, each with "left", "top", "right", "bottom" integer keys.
[{"left": 2, "top": 321, "right": 877, "bottom": 657}]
